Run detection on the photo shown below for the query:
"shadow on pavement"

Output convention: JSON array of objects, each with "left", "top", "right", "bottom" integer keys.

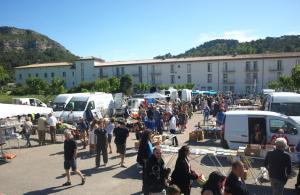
[
  {"left": 23, "top": 184, "right": 80, "bottom": 195},
  {"left": 113, "top": 163, "right": 141, "bottom": 180},
  {"left": 80, "top": 164, "right": 120, "bottom": 177},
  {"left": 49, "top": 151, "right": 64, "bottom": 156},
  {"left": 246, "top": 183, "right": 297, "bottom": 195}
]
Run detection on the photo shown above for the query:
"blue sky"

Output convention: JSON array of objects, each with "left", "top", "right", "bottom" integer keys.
[{"left": 1, "top": 0, "right": 300, "bottom": 61}]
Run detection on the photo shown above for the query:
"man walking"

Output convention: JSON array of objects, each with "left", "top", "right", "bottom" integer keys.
[
  {"left": 94, "top": 120, "right": 108, "bottom": 167},
  {"left": 48, "top": 113, "right": 58, "bottom": 143},
  {"left": 37, "top": 115, "right": 47, "bottom": 145},
  {"left": 106, "top": 118, "right": 115, "bottom": 154},
  {"left": 114, "top": 121, "right": 129, "bottom": 168},
  {"left": 63, "top": 130, "right": 85, "bottom": 186},
  {"left": 264, "top": 138, "right": 291, "bottom": 195}
]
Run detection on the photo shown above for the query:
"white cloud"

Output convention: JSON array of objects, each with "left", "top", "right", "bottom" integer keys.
[{"left": 195, "top": 30, "right": 259, "bottom": 44}]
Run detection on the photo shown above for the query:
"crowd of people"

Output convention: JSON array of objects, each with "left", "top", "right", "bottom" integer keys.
[{"left": 15, "top": 93, "right": 300, "bottom": 195}]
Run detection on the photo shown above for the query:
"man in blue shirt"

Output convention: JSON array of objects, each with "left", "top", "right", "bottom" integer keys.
[{"left": 216, "top": 108, "right": 225, "bottom": 127}]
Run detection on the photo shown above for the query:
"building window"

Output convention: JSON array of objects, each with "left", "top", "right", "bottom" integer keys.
[
  {"left": 246, "top": 61, "right": 251, "bottom": 71},
  {"left": 72, "top": 71, "right": 75, "bottom": 76},
  {"left": 151, "top": 65, "right": 155, "bottom": 72},
  {"left": 224, "top": 62, "right": 228, "bottom": 71},
  {"left": 19, "top": 74, "right": 22, "bottom": 79},
  {"left": 207, "top": 86, "right": 212, "bottom": 90},
  {"left": 246, "top": 86, "right": 251, "bottom": 94},
  {"left": 253, "top": 72, "right": 258, "bottom": 80},
  {"left": 177, "top": 65, "right": 181, "bottom": 68},
  {"left": 72, "top": 81, "right": 75, "bottom": 86},
  {"left": 187, "top": 64, "right": 191, "bottom": 73},
  {"left": 223, "top": 73, "right": 228, "bottom": 83},
  {"left": 28, "top": 73, "right": 31, "bottom": 77},
  {"left": 62, "top": 72, "right": 66, "bottom": 77},
  {"left": 277, "top": 72, "right": 282, "bottom": 79},
  {"left": 277, "top": 60, "right": 282, "bottom": 71},
  {"left": 51, "top": 72, "right": 55, "bottom": 78},
  {"left": 207, "top": 74, "right": 212, "bottom": 83},
  {"left": 80, "top": 63, "right": 84, "bottom": 81},
  {"left": 99, "top": 68, "right": 103, "bottom": 77},
  {"left": 253, "top": 61, "right": 258, "bottom": 71},
  {"left": 121, "top": 67, "right": 125, "bottom": 75},
  {"left": 170, "top": 75, "right": 175, "bottom": 84},
  {"left": 178, "top": 76, "right": 181, "bottom": 79},
  {"left": 170, "top": 64, "right": 175, "bottom": 73},
  {"left": 229, "top": 86, "right": 235, "bottom": 92},
  {"left": 223, "top": 86, "right": 228, "bottom": 92},
  {"left": 207, "top": 63, "right": 212, "bottom": 72},
  {"left": 151, "top": 74, "right": 155, "bottom": 84},
  {"left": 116, "top": 67, "right": 120, "bottom": 77},
  {"left": 44, "top": 73, "right": 47, "bottom": 78},
  {"left": 246, "top": 73, "right": 251, "bottom": 81},
  {"left": 187, "top": 74, "right": 192, "bottom": 83},
  {"left": 138, "top": 66, "right": 143, "bottom": 83},
  {"left": 35, "top": 73, "right": 39, "bottom": 77}
]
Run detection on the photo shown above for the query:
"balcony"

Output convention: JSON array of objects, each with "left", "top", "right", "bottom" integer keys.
[
  {"left": 245, "top": 68, "right": 259, "bottom": 72},
  {"left": 269, "top": 67, "right": 283, "bottom": 72},
  {"left": 223, "top": 68, "right": 236, "bottom": 73},
  {"left": 245, "top": 79, "right": 258, "bottom": 84},
  {"left": 223, "top": 80, "right": 235, "bottom": 84}
]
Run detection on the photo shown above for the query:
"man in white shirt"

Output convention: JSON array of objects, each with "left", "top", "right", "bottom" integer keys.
[
  {"left": 106, "top": 118, "right": 115, "bottom": 154},
  {"left": 169, "top": 115, "right": 178, "bottom": 147},
  {"left": 48, "top": 113, "right": 58, "bottom": 143}
]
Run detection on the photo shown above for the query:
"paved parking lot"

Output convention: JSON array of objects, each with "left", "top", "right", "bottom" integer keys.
[{"left": 0, "top": 112, "right": 299, "bottom": 195}]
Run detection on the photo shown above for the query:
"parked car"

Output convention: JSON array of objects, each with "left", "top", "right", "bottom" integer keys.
[
  {"left": 12, "top": 98, "right": 47, "bottom": 107},
  {"left": 222, "top": 110, "right": 300, "bottom": 149}
]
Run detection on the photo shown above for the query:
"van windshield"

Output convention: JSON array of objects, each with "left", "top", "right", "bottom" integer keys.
[
  {"left": 53, "top": 103, "right": 65, "bottom": 111},
  {"left": 128, "top": 100, "right": 139, "bottom": 108},
  {"left": 64, "top": 101, "right": 87, "bottom": 111},
  {"left": 271, "top": 103, "right": 300, "bottom": 116}
]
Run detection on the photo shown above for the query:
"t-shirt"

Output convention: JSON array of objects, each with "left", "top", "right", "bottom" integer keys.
[
  {"left": 64, "top": 139, "right": 77, "bottom": 160},
  {"left": 37, "top": 117, "right": 47, "bottom": 131},
  {"left": 106, "top": 123, "right": 115, "bottom": 135},
  {"left": 225, "top": 172, "right": 249, "bottom": 195},
  {"left": 48, "top": 116, "right": 58, "bottom": 127},
  {"left": 169, "top": 116, "right": 176, "bottom": 130},
  {"left": 94, "top": 128, "right": 108, "bottom": 145},
  {"left": 114, "top": 127, "right": 129, "bottom": 145},
  {"left": 23, "top": 121, "right": 33, "bottom": 133}
]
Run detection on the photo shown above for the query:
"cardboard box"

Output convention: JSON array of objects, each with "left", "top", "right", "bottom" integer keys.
[
  {"left": 245, "top": 144, "right": 261, "bottom": 157},
  {"left": 197, "top": 130, "right": 205, "bottom": 141},
  {"left": 189, "top": 132, "right": 197, "bottom": 141}
]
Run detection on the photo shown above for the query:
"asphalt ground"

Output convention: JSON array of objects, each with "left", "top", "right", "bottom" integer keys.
[{"left": 0, "top": 111, "right": 299, "bottom": 195}]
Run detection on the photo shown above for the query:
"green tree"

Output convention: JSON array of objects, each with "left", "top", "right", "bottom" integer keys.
[
  {"left": 268, "top": 81, "right": 280, "bottom": 90},
  {"left": 134, "top": 83, "right": 150, "bottom": 93},
  {"left": 119, "top": 74, "right": 133, "bottom": 95},
  {"left": 185, "top": 83, "right": 195, "bottom": 89},
  {"left": 25, "top": 77, "right": 48, "bottom": 94},
  {"left": 94, "top": 79, "right": 110, "bottom": 92},
  {"left": 0, "top": 65, "right": 9, "bottom": 86},
  {"left": 48, "top": 78, "right": 66, "bottom": 95},
  {"left": 291, "top": 64, "right": 300, "bottom": 90},
  {"left": 108, "top": 77, "right": 120, "bottom": 92},
  {"left": 278, "top": 76, "right": 294, "bottom": 91}
]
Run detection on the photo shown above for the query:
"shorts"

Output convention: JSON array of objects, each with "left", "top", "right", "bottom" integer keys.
[
  {"left": 64, "top": 159, "right": 77, "bottom": 171},
  {"left": 116, "top": 144, "right": 126, "bottom": 155},
  {"left": 108, "top": 134, "right": 112, "bottom": 143}
]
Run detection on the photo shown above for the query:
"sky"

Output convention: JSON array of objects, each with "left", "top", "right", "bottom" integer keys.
[{"left": 1, "top": 0, "right": 300, "bottom": 61}]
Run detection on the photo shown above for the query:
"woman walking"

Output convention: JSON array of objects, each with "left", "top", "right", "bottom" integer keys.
[{"left": 171, "top": 146, "right": 198, "bottom": 195}]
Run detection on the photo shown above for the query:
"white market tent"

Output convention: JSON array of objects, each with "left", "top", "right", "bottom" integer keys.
[
  {"left": 0, "top": 103, "right": 53, "bottom": 119},
  {"left": 144, "top": 92, "right": 167, "bottom": 99}
]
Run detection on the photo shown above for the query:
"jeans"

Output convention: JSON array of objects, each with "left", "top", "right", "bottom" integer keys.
[
  {"left": 203, "top": 114, "right": 209, "bottom": 124},
  {"left": 24, "top": 132, "right": 31, "bottom": 147},
  {"left": 270, "top": 178, "right": 285, "bottom": 195}
]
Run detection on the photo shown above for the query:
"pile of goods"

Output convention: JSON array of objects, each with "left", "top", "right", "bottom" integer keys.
[{"left": 189, "top": 130, "right": 205, "bottom": 142}]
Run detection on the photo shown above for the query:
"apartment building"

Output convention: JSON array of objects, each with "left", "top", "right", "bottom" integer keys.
[{"left": 15, "top": 52, "right": 300, "bottom": 94}]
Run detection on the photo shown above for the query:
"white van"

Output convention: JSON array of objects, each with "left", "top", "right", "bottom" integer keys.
[
  {"left": 12, "top": 98, "right": 47, "bottom": 107},
  {"left": 60, "top": 93, "right": 114, "bottom": 123},
  {"left": 52, "top": 94, "right": 76, "bottom": 118},
  {"left": 222, "top": 110, "right": 300, "bottom": 149},
  {"left": 161, "top": 88, "right": 178, "bottom": 101},
  {"left": 264, "top": 92, "right": 300, "bottom": 124},
  {"left": 180, "top": 89, "right": 192, "bottom": 102},
  {"left": 114, "top": 93, "right": 127, "bottom": 116},
  {"left": 128, "top": 98, "right": 144, "bottom": 114}
]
